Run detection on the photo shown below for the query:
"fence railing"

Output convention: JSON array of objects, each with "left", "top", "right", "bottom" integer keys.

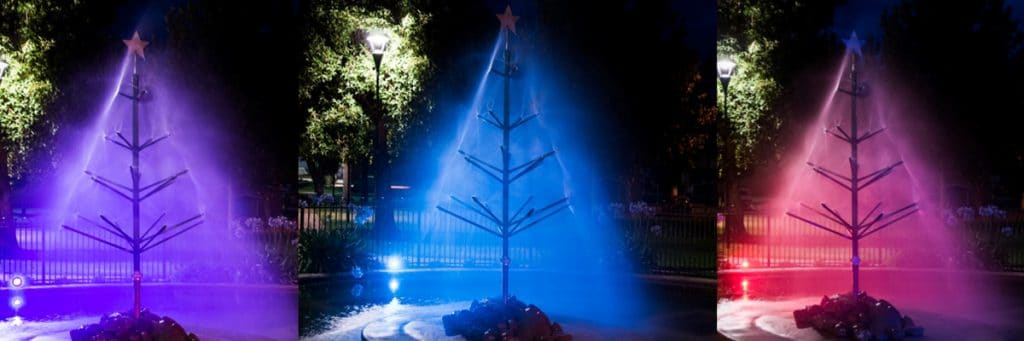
[
  {"left": 297, "top": 205, "right": 1024, "bottom": 275},
  {"left": 718, "top": 212, "right": 1024, "bottom": 271},
  {"left": 1, "top": 218, "right": 296, "bottom": 286},
  {"left": 296, "top": 205, "right": 717, "bottom": 276}
]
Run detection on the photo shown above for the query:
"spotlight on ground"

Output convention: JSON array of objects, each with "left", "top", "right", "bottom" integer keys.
[
  {"left": 386, "top": 255, "right": 403, "bottom": 271},
  {"left": 389, "top": 278, "right": 399, "bottom": 293},
  {"left": 9, "top": 295, "right": 24, "bottom": 310}
]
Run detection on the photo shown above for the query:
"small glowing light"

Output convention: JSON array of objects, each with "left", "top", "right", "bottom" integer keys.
[
  {"left": 10, "top": 275, "right": 25, "bottom": 289},
  {"left": 741, "top": 278, "right": 749, "bottom": 292},
  {"left": 350, "top": 284, "right": 364, "bottom": 297},
  {"left": 350, "top": 266, "right": 364, "bottom": 279},
  {"left": 717, "top": 58, "right": 737, "bottom": 80},
  {"left": 388, "top": 278, "right": 399, "bottom": 293},
  {"left": 390, "top": 185, "right": 411, "bottom": 190},
  {"left": 366, "top": 33, "right": 390, "bottom": 56},
  {"left": 740, "top": 259, "right": 750, "bottom": 268},
  {"left": 386, "top": 256, "right": 403, "bottom": 271},
  {"left": 9, "top": 296, "right": 24, "bottom": 310}
]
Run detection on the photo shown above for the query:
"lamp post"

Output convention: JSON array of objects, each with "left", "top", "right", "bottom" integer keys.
[
  {"left": 716, "top": 58, "right": 737, "bottom": 219},
  {"left": 366, "top": 33, "right": 389, "bottom": 97},
  {"left": 716, "top": 58, "right": 736, "bottom": 124},
  {"left": 365, "top": 32, "right": 392, "bottom": 231}
]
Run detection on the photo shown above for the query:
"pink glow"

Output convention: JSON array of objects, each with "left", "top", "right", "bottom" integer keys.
[{"left": 727, "top": 50, "right": 998, "bottom": 317}]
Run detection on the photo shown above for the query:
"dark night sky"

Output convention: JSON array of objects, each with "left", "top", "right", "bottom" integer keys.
[
  {"left": 485, "top": 0, "right": 714, "bottom": 59},
  {"left": 671, "top": 0, "right": 716, "bottom": 60},
  {"left": 833, "top": 0, "right": 1024, "bottom": 38}
]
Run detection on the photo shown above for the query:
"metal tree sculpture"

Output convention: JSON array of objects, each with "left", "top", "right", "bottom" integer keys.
[
  {"left": 786, "top": 32, "right": 918, "bottom": 298},
  {"left": 62, "top": 32, "right": 203, "bottom": 318},
  {"left": 437, "top": 5, "right": 570, "bottom": 304}
]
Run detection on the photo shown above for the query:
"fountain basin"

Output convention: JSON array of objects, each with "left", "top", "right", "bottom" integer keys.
[
  {"left": 717, "top": 268, "right": 1024, "bottom": 339},
  {"left": 300, "top": 269, "right": 716, "bottom": 340},
  {"left": 0, "top": 283, "right": 297, "bottom": 340}
]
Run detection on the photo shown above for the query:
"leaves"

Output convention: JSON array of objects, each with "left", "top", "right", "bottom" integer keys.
[
  {"left": 717, "top": 0, "right": 842, "bottom": 175},
  {"left": 299, "top": 1, "right": 432, "bottom": 162},
  {"left": 0, "top": 0, "right": 65, "bottom": 179}
]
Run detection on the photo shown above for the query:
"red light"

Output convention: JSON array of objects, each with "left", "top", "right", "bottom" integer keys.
[{"left": 741, "top": 259, "right": 750, "bottom": 268}]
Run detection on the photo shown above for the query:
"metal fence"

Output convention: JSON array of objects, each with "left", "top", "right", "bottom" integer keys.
[
  {"left": 296, "top": 205, "right": 1024, "bottom": 275},
  {"left": 297, "top": 205, "right": 717, "bottom": 276},
  {"left": 1, "top": 218, "right": 295, "bottom": 286},
  {"left": 718, "top": 212, "right": 1024, "bottom": 271}
]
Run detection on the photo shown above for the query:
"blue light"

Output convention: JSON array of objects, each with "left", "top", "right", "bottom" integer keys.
[
  {"left": 350, "top": 284, "right": 364, "bottom": 297},
  {"left": 388, "top": 278, "right": 399, "bottom": 293},
  {"left": 9, "top": 295, "right": 24, "bottom": 310},
  {"left": 386, "top": 255, "right": 403, "bottom": 271},
  {"left": 351, "top": 266, "right": 364, "bottom": 279}
]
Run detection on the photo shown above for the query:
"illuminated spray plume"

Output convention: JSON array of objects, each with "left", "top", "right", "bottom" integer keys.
[
  {"left": 61, "top": 32, "right": 203, "bottom": 318},
  {"left": 786, "top": 32, "right": 918, "bottom": 297},
  {"left": 436, "top": 5, "right": 570, "bottom": 305}
]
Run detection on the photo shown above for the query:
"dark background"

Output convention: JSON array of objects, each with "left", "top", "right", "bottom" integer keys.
[{"left": 13, "top": 0, "right": 301, "bottom": 214}]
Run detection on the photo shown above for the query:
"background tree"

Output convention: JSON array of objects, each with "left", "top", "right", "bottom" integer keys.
[
  {"left": 0, "top": 1, "right": 80, "bottom": 253},
  {"left": 299, "top": 0, "right": 431, "bottom": 231},
  {"left": 0, "top": 1, "right": 152, "bottom": 254},
  {"left": 717, "top": 0, "right": 844, "bottom": 220}
]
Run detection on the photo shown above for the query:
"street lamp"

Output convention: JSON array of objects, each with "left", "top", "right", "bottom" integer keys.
[
  {"left": 0, "top": 59, "right": 9, "bottom": 81},
  {"left": 717, "top": 57, "right": 737, "bottom": 126},
  {"left": 364, "top": 32, "right": 391, "bottom": 229},
  {"left": 366, "top": 33, "right": 390, "bottom": 79},
  {"left": 365, "top": 32, "right": 390, "bottom": 119},
  {"left": 717, "top": 57, "right": 737, "bottom": 215},
  {"left": 717, "top": 58, "right": 736, "bottom": 89}
]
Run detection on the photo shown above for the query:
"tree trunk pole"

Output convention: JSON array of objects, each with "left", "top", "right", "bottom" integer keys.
[
  {"left": 131, "top": 54, "right": 142, "bottom": 319},
  {"left": 501, "top": 26, "right": 512, "bottom": 305},
  {"left": 849, "top": 57, "right": 860, "bottom": 298}
]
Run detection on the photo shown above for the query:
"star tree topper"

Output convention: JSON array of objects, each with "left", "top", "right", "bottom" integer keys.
[
  {"left": 123, "top": 31, "right": 149, "bottom": 59},
  {"left": 843, "top": 31, "right": 863, "bottom": 58},
  {"left": 497, "top": 5, "right": 519, "bottom": 34}
]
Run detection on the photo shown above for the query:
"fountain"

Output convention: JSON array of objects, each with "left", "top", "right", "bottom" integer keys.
[
  {"left": 434, "top": 5, "right": 571, "bottom": 340},
  {"left": 784, "top": 32, "right": 922, "bottom": 339},
  {"left": 299, "top": 4, "right": 708, "bottom": 340},
  {"left": 0, "top": 28, "right": 295, "bottom": 340},
  {"left": 717, "top": 31, "right": 1021, "bottom": 340},
  {"left": 62, "top": 31, "right": 203, "bottom": 341}
]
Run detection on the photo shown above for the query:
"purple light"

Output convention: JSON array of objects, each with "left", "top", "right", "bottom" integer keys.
[
  {"left": 9, "top": 275, "right": 25, "bottom": 289},
  {"left": 9, "top": 295, "right": 24, "bottom": 310}
]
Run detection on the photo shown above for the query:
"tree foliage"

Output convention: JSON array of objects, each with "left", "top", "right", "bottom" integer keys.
[
  {"left": 717, "top": 0, "right": 844, "bottom": 175},
  {"left": 0, "top": 0, "right": 66, "bottom": 179},
  {"left": 299, "top": 1, "right": 432, "bottom": 164}
]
